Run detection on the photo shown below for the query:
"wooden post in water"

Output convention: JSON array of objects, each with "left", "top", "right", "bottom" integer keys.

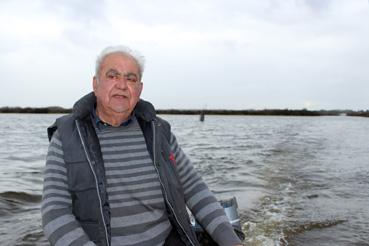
[{"left": 199, "top": 110, "right": 205, "bottom": 122}]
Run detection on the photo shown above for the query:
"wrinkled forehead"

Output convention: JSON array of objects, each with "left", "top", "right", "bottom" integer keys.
[{"left": 99, "top": 52, "right": 140, "bottom": 76}]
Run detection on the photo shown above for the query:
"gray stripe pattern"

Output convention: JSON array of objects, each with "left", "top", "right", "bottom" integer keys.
[
  {"left": 42, "top": 117, "right": 241, "bottom": 246},
  {"left": 41, "top": 131, "right": 94, "bottom": 245},
  {"left": 97, "top": 118, "right": 171, "bottom": 246},
  {"left": 170, "top": 133, "right": 242, "bottom": 245}
]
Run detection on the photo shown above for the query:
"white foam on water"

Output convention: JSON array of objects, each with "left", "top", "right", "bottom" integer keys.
[{"left": 240, "top": 181, "right": 296, "bottom": 245}]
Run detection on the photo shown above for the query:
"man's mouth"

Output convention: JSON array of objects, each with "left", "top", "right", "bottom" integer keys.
[{"left": 112, "top": 94, "right": 128, "bottom": 99}]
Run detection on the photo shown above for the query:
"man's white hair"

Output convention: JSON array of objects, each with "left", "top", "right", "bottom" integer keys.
[{"left": 95, "top": 45, "right": 145, "bottom": 79}]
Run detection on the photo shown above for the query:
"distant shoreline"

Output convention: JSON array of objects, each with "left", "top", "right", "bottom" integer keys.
[{"left": 0, "top": 106, "right": 368, "bottom": 117}]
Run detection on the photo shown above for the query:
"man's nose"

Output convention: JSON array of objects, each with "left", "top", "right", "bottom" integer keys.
[{"left": 115, "top": 77, "right": 128, "bottom": 89}]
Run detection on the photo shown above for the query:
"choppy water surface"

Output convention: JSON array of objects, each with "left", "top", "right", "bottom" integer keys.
[{"left": 0, "top": 114, "right": 368, "bottom": 245}]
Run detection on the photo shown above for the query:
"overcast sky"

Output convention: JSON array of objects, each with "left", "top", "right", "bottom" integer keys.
[{"left": 0, "top": 0, "right": 368, "bottom": 110}]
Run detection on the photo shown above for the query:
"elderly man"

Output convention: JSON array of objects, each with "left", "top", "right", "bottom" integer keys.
[{"left": 41, "top": 46, "right": 243, "bottom": 246}]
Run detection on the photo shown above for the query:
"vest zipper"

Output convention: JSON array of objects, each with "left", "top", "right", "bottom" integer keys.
[
  {"left": 151, "top": 120, "right": 196, "bottom": 246},
  {"left": 76, "top": 120, "right": 110, "bottom": 246}
]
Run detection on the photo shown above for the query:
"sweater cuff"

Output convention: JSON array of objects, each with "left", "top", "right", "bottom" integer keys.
[{"left": 210, "top": 222, "right": 243, "bottom": 246}]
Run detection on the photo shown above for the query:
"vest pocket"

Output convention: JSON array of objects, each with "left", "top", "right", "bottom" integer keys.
[
  {"left": 67, "top": 160, "right": 96, "bottom": 191},
  {"left": 67, "top": 161, "right": 101, "bottom": 222},
  {"left": 80, "top": 221, "right": 102, "bottom": 243},
  {"left": 72, "top": 188, "right": 100, "bottom": 222}
]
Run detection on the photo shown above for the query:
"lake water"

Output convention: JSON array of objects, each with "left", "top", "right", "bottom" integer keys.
[{"left": 0, "top": 114, "right": 368, "bottom": 245}]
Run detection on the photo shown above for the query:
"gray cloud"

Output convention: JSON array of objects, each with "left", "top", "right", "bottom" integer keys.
[
  {"left": 40, "top": 0, "right": 106, "bottom": 22},
  {"left": 301, "top": 0, "right": 331, "bottom": 11},
  {"left": 0, "top": 0, "right": 368, "bottom": 110}
]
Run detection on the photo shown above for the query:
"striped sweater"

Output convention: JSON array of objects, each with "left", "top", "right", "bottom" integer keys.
[{"left": 41, "top": 117, "right": 241, "bottom": 246}]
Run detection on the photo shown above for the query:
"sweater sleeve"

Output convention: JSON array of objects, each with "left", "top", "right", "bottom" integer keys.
[
  {"left": 170, "top": 133, "right": 242, "bottom": 246},
  {"left": 41, "top": 130, "right": 96, "bottom": 246}
]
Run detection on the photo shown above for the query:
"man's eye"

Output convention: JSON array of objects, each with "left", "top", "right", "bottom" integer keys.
[
  {"left": 127, "top": 77, "right": 137, "bottom": 83},
  {"left": 106, "top": 71, "right": 119, "bottom": 80},
  {"left": 126, "top": 74, "right": 138, "bottom": 83}
]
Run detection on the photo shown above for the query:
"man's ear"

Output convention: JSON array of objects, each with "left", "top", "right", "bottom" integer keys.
[
  {"left": 93, "top": 76, "right": 98, "bottom": 92},
  {"left": 138, "top": 82, "right": 143, "bottom": 97}
]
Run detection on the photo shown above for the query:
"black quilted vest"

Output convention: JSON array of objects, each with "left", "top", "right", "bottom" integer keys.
[{"left": 47, "top": 93, "right": 199, "bottom": 246}]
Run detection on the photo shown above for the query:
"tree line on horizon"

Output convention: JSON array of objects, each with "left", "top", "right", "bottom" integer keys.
[{"left": 0, "top": 106, "right": 368, "bottom": 117}]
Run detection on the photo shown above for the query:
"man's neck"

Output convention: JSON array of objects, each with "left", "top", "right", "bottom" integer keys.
[{"left": 95, "top": 107, "right": 132, "bottom": 127}]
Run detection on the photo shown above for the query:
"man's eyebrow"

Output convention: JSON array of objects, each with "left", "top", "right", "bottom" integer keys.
[
  {"left": 104, "top": 69, "right": 139, "bottom": 80},
  {"left": 125, "top": 72, "right": 138, "bottom": 77},
  {"left": 105, "top": 69, "right": 137, "bottom": 76},
  {"left": 105, "top": 68, "right": 120, "bottom": 74}
]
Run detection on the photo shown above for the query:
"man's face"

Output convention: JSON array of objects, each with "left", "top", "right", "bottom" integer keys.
[{"left": 93, "top": 53, "right": 143, "bottom": 117}]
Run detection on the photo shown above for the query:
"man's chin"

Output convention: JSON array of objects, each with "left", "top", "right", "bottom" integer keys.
[{"left": 111, "top": 106, "right": 131, "bottom": 115}]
